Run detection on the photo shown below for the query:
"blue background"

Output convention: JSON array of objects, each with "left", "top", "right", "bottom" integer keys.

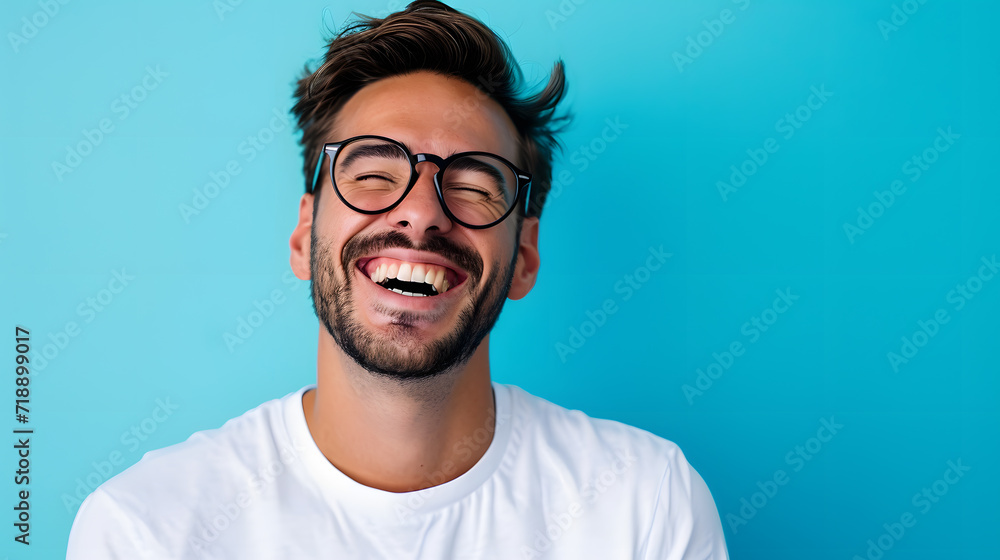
[{"left": 2, "top": 0, "right": 998, "bottom": 558}]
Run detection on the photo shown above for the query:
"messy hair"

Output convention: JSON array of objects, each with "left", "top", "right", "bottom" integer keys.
[{"left": 291, "top": 0, "right": 571, "bottom": 219}]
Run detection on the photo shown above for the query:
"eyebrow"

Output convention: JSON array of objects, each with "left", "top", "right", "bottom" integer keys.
[
  {"left": 446, "top": 157, "right": 508, "bottom": 192},
  {"left": 336, "top": 142, "right": 408, "bottom": 169}
]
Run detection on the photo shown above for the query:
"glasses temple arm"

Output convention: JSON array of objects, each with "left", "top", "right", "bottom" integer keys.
[
  {"left": 309, "top": 152, "right": 325, "bottom": 194},
  {"left": 310, "top": 145, "right": 342, "bottom": 194},
  {"left": 520, "top": 175, "right": 533, "bottom": 217}
]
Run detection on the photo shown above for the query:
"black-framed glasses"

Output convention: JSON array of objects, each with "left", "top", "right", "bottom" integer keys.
[{"left": 309, "top": 135, "right": 532, "bottom": 229}]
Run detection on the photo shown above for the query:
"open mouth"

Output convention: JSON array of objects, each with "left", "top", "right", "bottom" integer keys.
[{"left": 357, "top": 257, "right": 466, "bottom": 297}]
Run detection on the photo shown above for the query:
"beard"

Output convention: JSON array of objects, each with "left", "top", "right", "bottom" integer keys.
[{"left": 309, "top": 224, "right": 520, "bottom": 381}]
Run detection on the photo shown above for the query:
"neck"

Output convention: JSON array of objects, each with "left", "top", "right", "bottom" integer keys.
[{"left": 302, "top": 330, "right": 496, "bottom": 493}]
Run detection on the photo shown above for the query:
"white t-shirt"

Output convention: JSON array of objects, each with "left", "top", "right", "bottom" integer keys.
[{"left": 67, "top": 383, "right": 729, "bottom": 559}]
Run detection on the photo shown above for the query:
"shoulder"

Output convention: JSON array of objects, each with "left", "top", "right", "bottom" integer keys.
[
  {"left": 499, "top": 383, "right": 729, "bottom": 558},
  {"left": 110, "top": 387, "right": 299, "bottom": 491},
  {"left": 502, "top": 383, "right": 691, "bottom": 477},
  {"left": 67, "top": 386, "right": 310, "bottom": 557}
]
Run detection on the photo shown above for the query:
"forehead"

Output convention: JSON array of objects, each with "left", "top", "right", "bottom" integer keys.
[{"left": 331, "top": 70, "right": 521, "bottom": 163}]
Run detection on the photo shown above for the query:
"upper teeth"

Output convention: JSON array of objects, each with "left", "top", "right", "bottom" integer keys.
[{"left": 372, "top": 262, "right": 450, "bottom": 295}]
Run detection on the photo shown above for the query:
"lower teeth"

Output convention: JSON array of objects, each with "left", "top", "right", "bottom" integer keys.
[{"left": 389, "top": 288, "right": 427, "bottom": 297}]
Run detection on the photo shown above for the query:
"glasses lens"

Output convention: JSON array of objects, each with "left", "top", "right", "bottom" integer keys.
[
  {"left": 441, "top": 155, "right": 517, "bottom": 226},
  {"left": 333, "top": 138, "right": 412, "bottom": 211}
]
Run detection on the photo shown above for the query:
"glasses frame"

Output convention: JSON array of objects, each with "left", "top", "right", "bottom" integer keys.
[{"left": 309, "top": 134, "right": 532, "bottom": 230}]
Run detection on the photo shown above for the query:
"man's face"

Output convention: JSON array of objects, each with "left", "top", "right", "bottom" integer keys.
[{"left": 299, "top": 70, "right": 536, "bottom": 381}]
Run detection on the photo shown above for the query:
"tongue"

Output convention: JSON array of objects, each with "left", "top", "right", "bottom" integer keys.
[{"left": 380, "top": 277, "right": 438, "bottom": 296}]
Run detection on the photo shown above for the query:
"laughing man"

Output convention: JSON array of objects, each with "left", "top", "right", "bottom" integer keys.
[{"left": 67, "top": 2, "right": 729, "bottom": 558}]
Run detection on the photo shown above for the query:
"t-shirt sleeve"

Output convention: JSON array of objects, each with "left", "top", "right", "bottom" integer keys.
[
  {"left": 67, "top": 487, "right": 165, "bottom": 560},
  {"left": 640, "top": 458, "right": 730, "bottom": 560}
]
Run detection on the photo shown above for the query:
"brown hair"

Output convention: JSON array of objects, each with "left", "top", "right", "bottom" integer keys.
[{"left": 291, "top": 0, "right": 571, "bottom": 219}]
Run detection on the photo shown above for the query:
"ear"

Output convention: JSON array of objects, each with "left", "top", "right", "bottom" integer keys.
[
  {"left": 289, "top": 193, "right": 314, "bottom": 280},
  {"left": 507, "top": 216, "right": 540, "bottom": 300}
]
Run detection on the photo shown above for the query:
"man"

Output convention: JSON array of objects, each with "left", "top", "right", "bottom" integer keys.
[{"left": 68, "top": 1, "right": 729, "bottom": 558}]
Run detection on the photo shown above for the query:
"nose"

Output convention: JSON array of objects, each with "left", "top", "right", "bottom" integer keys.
[{"left": 384, "top": 160, "right": 455, "bottom": 238}]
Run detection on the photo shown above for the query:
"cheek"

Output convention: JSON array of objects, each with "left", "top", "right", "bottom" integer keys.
[
  {"left": 480, "top": 236, "right": 518, "bottom": 277},
  {"left": 313, "top": 194, "right": 340, "bottom": 236},
  {"left": 502, "top": 223, "right": 522, "bottom": 261},
  {"left": 313, "top": 204, "right": 366, "bottom": 254}
]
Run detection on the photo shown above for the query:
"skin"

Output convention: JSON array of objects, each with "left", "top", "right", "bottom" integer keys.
[{"left": 288, "top": 70, "right": 541, "bottom": 493}]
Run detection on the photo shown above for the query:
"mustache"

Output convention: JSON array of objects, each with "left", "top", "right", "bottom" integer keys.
[{"left": 340, "top": 230, "right": 484, "bottom": 283}]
